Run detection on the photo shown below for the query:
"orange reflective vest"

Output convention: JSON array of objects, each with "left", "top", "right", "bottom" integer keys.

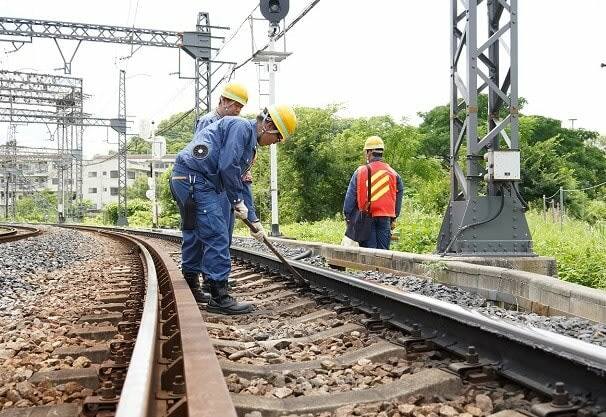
[{"left": 356, "top": 160, "right": 398, "bottom": 217}]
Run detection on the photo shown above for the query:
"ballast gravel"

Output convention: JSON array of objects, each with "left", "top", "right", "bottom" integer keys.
[
  {"left": 0, "top": 227, "right": 134, "bottom": 410},
  {"left": 231, "top": 237, "right": 606, "bottom": 348}
]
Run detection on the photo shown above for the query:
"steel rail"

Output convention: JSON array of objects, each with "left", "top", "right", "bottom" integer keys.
[
  {"left": 0, "top": 224, "right": 41, "bottom": 242},
  {"left": 64, "top": 225, "right": 237, "bottom": 417},
  {"left": 113, "top": 232, "right": 158, "bottom": 417},
  {"left": 64, "top": 226, "right": 606, "bottom": 407},
  {"left": 0, "top": 226, "right": 17, "bottom": 236},
  {"left": 230, "top": 245, "right": 606, "bottom": 407}
]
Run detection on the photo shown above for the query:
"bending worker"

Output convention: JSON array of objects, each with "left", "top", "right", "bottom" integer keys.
[
  {"left": 195, "top": 81, "right": 249, "bottom": 132},
  {"left": 171, "top": 105, "right": 297, "bottom": 315},
  {"left": 343, "top": 136, "right": 404, "bottom": 250},
  {"left": 178, "top": 82, "right": 259, "bottom": 301}
]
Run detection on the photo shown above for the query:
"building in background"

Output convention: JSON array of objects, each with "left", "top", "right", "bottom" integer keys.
[
  {"left": 83, "top": 154, "right": 175, "bottom": 210},
  {"left": 0, "top": 154, "right": 176, "bottom": 214}
]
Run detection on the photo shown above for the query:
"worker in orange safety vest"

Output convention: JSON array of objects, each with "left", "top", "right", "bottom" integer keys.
[{"left": 343, "top": 136, "right": 404, "bottom": 249}]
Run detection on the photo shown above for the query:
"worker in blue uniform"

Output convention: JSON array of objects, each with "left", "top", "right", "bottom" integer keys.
[
  {"left": 343, "top": 136, "right": 404, "bottom": 250},
  {"left": 194, "top": 82, "right": 249, "bottom": 133},
  {"left": 177, "top": 82, "right": 250, "bottom": 302},
  {"left": 171, "top": 104, "right": 298, "bottom": 314}
]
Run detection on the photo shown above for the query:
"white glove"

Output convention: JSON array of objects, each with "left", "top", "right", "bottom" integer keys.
[
  {"left": 250, "top": 221, "right": 266, "bottom": 242},
  {"left": 233, "top": 201, "right": 248, "bottom": 220}
]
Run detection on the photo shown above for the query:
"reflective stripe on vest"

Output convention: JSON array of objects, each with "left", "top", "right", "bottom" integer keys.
[{"left": 356, "top": 161, "right": 397, "bottom": 217}]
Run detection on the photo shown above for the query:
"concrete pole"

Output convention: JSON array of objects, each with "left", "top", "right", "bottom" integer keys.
[
  {"left": 5, "top": 171, "right": 9, "bottom": 219},
  {"left": 542, "top": 194, "right": 546, "bottom": 221},
  {"left": 151, "top": 124, "right": 158, "bottom": 228},
  {"left": 268, "top": 35, "right": 280, "bottom": 237},
  {"left": 559, "top": 186, "right": 564, "bottom": 231}
]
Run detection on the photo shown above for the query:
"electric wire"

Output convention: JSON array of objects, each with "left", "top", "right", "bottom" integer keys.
[
  {"left": 214, "top": 4, "right": 259, "bottom": 60},
  {"left": 82, "top": 108, "right": 195, "bottom": 167},
  {"left": 230, "top": 0, "right": 323, "bottom": 76},
  {"left": 440, "top": 184, "right": 506, "bottom": 256},
  {"left": 545, "top": 180, "right": 606, "bottom": 200},
  {"left": 563, "top": 180, "right": 606, "bottom": 192}
]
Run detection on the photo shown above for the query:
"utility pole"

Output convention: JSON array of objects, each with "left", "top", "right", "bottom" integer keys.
[
  {"left": 259, "top": 0, "right": 291, "bottom": 236},
  {"left": 568, "top": 118, "right": 577, "bottom": 129},
  {"left": 560, "top": 187, "right": 564, "bottom": 232}
]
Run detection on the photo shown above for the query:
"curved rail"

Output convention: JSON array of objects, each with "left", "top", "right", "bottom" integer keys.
[
  {"left": 64, "top": 225, "right": 236, "bottom": 417},
  {"left": 94, "top": 226, "right": 606, "bottom": 408},
  {"left": 113, "top": 233, "right": 158, "bottom": 417},
  {"left": 0, "top": 224, "right": 42, "bottom": 243},
  {"left": 0, "top": 226, "right": 17, "bottom": 236}
]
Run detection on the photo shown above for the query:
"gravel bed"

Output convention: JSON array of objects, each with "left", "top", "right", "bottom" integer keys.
[
  {"left": 354, "top": 271, "right": 486, "bottom": 308},
  {"left": 242, "top": 382, "right": 539, "bottom": 416},
  {"left": 352, "top": 271, "right": 606, "bottom": 347},
  {"left": 216, "top": 330, "right": 377, "bottom": 365},
  {"left": 230, "top": 238, "right": 606, "bottom": 347},
  {"left": 227, "top": 354, "right": 444, "bottom": 398},
  {"left": 0, "top": 228, "right": 134, "bottom": 410},
  {"left": 232, "top": 237, "right": 309, "bottom": 258},
  {"left": 0, "top": 227, "right": 96, "bottom": 300},
  {"left": 162, "top": 236, "right": 606, "bottom": 347}
]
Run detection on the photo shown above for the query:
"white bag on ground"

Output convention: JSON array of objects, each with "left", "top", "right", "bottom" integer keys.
[{"left": 341, "top": 235, "right": 359, "bottom": 247}]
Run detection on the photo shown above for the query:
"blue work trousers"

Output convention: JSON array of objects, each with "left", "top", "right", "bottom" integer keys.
[
  {"left": 170, "top": 172, "right": 231, "bottom": 281},
  {"left": 359, "top": 217, "right": 392, "bottom": 250}
]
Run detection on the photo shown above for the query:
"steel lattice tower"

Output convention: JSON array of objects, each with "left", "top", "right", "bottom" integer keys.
[
  {"left": 116, "top": 70, "right": 128, "bottom": 226},
  {"left": 438, "top": 0, "right": 532, "bottom": 256}
]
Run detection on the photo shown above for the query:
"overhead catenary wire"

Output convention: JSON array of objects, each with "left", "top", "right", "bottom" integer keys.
[
  {"left": 214, "top": 4, "right": 260, "bottom": 60},
  {"left": 230, "top": 0, "right": 323, "bottom": 75},
  {"left": 82, "top": 107, "right": 195, "bottom": 167}
]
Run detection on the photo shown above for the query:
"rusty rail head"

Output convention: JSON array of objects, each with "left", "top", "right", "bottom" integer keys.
[
  {"left": 142, "top": 237, "right": 238, "bottom": 417},
  {"left": 61, "top": 225, "right": 237, "bottom": 417},
  {"left": 114, "top": 236, "right": 158, "bottom": 417},
  {"left": 0, "top": 224, "right": 42, "bottom": 243}
]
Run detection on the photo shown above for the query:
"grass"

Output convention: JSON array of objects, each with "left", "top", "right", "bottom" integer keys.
[{"left": 250, "top": 206, "right": 606, "bottom": 290}]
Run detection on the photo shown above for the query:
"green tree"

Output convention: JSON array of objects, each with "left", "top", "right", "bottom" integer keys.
[
  {"left": 127, "top": 175, "right": 148, "bottom": 200},
  {"left": 157, "top": 166, "right": 180, "bottom": 227},
  {"left": 16, "top": 190, "right": 57, "bottom": 222},
  {"left": 156, "top": 110, "right": 197, "bottom": 154},
  {"left": 127, "top": 136, "right": 151, "bottom": 154}
]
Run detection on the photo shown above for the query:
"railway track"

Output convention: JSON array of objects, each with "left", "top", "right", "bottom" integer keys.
[
  {"left": 0, "top": 224, "right": 41, "bottom": 243},
  {"left": 2, "top": 225, "right": 605, "bottom": 417}
]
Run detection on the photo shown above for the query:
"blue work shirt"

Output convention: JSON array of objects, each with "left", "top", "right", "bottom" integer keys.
[
  {"left": 343, "top": 157, "right": 404, "bottom": 218},
  {"left": 175, "top": 116, "right": 257, "bottom": 205},
  {"left": 195, "top": 111, "right": 220, "bottom": 134}
]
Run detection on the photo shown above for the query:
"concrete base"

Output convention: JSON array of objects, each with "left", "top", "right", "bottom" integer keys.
[
  {"left": 0, "top": 404, "right": 80, "bottom": 417},
  {"left": 265, "top": 237, "right": 606, "bottom": 324},
  {"left": 444, "top": 255, "right": 557, "bottom": 277},
  {"left": 29, "top": 367, "right": 99, "bottom": 390}
]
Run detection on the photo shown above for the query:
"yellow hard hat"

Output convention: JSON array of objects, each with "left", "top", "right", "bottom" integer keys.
[
  {"left": 221, "top": 82, "right": 248, "bottom": 106},
  {"left": 267, "top": 104, "right": 297, "bottom": 140},
  {"left": 363, "top": 135, "right": 384, "bottom": 150}
]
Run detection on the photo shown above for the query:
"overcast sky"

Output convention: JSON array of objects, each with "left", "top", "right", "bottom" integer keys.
[{"left": 1, "top": 0, "right": 605, "bottom": 158}]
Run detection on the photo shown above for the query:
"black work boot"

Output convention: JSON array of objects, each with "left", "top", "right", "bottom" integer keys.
[
  {"left": 201, "top": 274, "right": 211, "bottom": 294},
  {"left": 183, "top": 272, "right": 210, "bottom": 303},
  {"left": 206, "top": 279, "right": 253, "bottom": 315}
]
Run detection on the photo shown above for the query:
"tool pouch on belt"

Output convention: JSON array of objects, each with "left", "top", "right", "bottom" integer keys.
[{"left": 182, "top": 176, "right": 197, "bottom": 230}]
